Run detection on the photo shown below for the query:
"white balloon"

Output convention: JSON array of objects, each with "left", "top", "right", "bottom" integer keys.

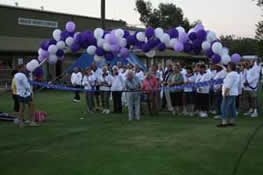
[
  {"left": 94, "top": 28, "right": 104, "bottom": 39},
  {"left": 48, "top": 45, "right": 58, "bottom": 54},
  {"left": 169, "top": 39, "right": 177, "bottom": 48},
  {"left": 97, "top": 38, "right": 105, "bottom": 47},
  {"left": 136, "top": 32, "right": 146, "bottom": 42},
  {"left": 26, "top": 59, "right": 39, "bottom": 72},
  {"left": 160, "top": 33, "right": 171, "bottom": 44},
  {"left": 176, "top": 26, "right": 185, "bottom": 34},
  {"left": 115, "top": 29, "right": 125, "bottom": 39},
  {"left": 207, "top": 31, "right": 217, "bottom": 42},
  {"left": 65, "top": 37, "right": 74, "bottom": 47},
  {"left": 221, "top": 54, "right": 231, "bottom": 65},
  {"left": 49, "top": 55, "right": 58, "bottom": 64},
  {"left": 202, "top": 41, "right": 211, "bottom": 51},
  {"left": 220, "top": 47, "right": 229, "bottom": 56},
  {"left": 146, "top": 50, "right": 156, "bottom": 58},
  {"left": 104, "top": 34, "right": 111, "bottom": 42},
  {"left": 212, "top": 42, "right": 223, "bottom": 55},
  {"left": 87, "top": 45, "right": 97, "bottom": 55},
  {"left": 119, "top": 38, "right": 127, "bottom": 48},
  {"left": 38, "top": 48, "right": 45, "bottom": 56},
  {"left": 53, "top": 29, "right": 62, "bottom": 41},
  {"left": 154, "top": 28, "right": 164, "bottom": 38},
  {"left": 56, "top": 41, "right": 66, "bottom": 49},
  {"left": 94, "top": 55, "right": 105, "bottom": 62},
  {"left": 103, "top": 43, "right": 112, "bottom": 51}
]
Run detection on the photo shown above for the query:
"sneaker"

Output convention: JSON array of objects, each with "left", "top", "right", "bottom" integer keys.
[
  {"left": 214, "top": 115, "right": 221, "bottom": 120},
  {"left": 200, "top": 112, "right": 208, "bottom": 118},
  {"left": 105, "top": 109, "right": 110, "bottom": 114},
  {"left": 25, "top": 120, "right": 31, "bottom": 124},
  {"left": 14, "top": 118, "right": 20, "bottom": 125},
  {"left": 251, "top": 111, "right": 258, "bottom": 118},
  {"left": 244, "top": 109, "right": 253, "bottom": 116},
  {"left": 210, "top": 110, "right": 216, "bottom": 115},
  {"left": 189, "top": 112, "right": 194, "bottom": 117},
  {"left": 102, "top": 109, "right": 106, "bottom": 114},
  {"left": 29, "top": 122, "right": 40, "bottom": 127}
]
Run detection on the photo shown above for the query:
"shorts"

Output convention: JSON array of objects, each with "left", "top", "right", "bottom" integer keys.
[
  {"left": 184, "top": 92, "right": 194, "bottom": 105},
  {"left": 18, "top": 95, "right": 32, "bottom": 104}
]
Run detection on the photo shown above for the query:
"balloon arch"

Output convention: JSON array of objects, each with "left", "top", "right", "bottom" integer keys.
[{"left": 27, "top": 21, "right": 241, "bottom": 72}]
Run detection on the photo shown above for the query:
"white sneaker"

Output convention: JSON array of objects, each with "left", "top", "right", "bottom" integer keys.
[
  {"left": 251, "top": 111, "right": 258, "bottom": 118},
  {"left": 25, "top": 120, "right": 31, "bottom": 124},
  {"left": 189, "top": 112, "right": 194, "bottom": 117},
  {"left": 210, "top": 110, "right": 216, "bottom": 115},
  {"left": 200, "top": 112, "right": 208, "bottom": 118},
  {"left": 244, "top": 109, "right": 253, "bottom": 116},
  {"left": 105, "top": 109, "right": 110, "bottom": 114},
  {"left": 102, "top": 109, "right": 106, "bottom": 114},
  {"left": 214, "top": 115, "right": 221, "bottom": 120}
]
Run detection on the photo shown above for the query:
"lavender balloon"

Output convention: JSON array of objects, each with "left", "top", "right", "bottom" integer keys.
[
  {"left": 231, "top": 53, "right": 241, "bottom": 63},
  {"left": 65, "top": 21, "right": 76, "bottom": 33},
  {"left": 120, "top": 48, "right": 129, "bottom": 58},
  {"left": 173, "top": 41, "right": 184, "bottom": 52}
]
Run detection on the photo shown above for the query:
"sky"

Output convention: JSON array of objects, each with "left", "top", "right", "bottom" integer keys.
[{"left": 0, "top": 0, "right": 262, "bottom": 38}]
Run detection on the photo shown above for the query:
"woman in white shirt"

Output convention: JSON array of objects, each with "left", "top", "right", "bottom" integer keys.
[
  {"left": 184, "top": 66, "right": 196, "bottom": 116},
  {"left": 218, "top": 62, "right": 239, "bottom": 127},
  {"left": 82, "top": 67, "right": 96, "bottom": 113},
  {"left": 111, "top": 66, "right": 124, "bottom": 113},
  {"left": 71, "top": 67, "right": 83, "bottom": 103},
  {"left": 98, "top": 67, "right": 113, "bottom": 114},
  {"left": 195, "top": 64, "right": 211, "bottom": 118}
]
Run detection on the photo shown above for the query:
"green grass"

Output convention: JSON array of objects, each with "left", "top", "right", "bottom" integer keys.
[{"left": 0, "top": 91, "right": 263, "bottom": 175}]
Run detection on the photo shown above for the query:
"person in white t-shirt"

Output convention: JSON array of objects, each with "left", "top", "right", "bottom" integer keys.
[
  {"left": 243, "top": 61, "right": 260, "bottom": 117},
  {"left": 82, "top": 67, "right": 96, "bottom": 113},
  {"left": 195, "top": 64, "right": 211, "bottom": 118},
  {"left": 218, "top": 62, "right": 240, "bottom": 127},
  {"left": 111, "top": 66, "right": 125, "bottom": 113},
  {"left": 98, "top": 67, "right": 113, "bottom": 114},
  {"left": 71, "top": 67, "right": 82, "bottom": 103},
  {"left": 184, "top": 66, "right": 196, "bottom": 116},
  {"left": 135, "top": 65, "right": 145, "bottom": 84},
  {"left": 14, "top": 65, "right": 39, "bottom": 128},
  {"left": 91, "top": 63, "right": 102, "bottom": 110}
]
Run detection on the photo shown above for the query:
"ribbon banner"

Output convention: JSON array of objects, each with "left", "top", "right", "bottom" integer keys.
[{"left": 31, "top": 78, "right": 224, "bottom": 92}]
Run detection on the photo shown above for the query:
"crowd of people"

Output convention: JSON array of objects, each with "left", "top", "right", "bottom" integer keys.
[{"left": 70, "top": 60, "right": 262, "bottom": 126}]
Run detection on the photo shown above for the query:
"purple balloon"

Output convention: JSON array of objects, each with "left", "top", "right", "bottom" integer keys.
[
  {"left": 111, "top": 45, "right": 120, "bottom": 53},
  {"left": 40, "top": 50, "right": 49, "bottom": 58},
  {"left": 179, "top": 32, "right": 188, "bottom": 43},
  {"left": 212, "top": 54, "right": 221, "bottom": 64},
  {"left": 173, "top": 41, "right": 184, "bottom": 52},
  {"left": 38, "top": 55, "right": 46, "bottom": 62},
  {"left": 65, "top": 21, "right": 76, "bottom": 33},
  {"left": 96, "top": 47, "right": 105, "bottom": 56},
  {"left": 105, "top": 52, "right": 114, "bottom": 60},
  {"left": 60, "top": 31, "right": 71, "bottom": 41},
  {"left": 142, "top": 44, "right": 151, "bottom": 53},
  {"left": 33, "top": 67, "right": 44, "bottom": 77},
  {"left": 124, "top": 30, "right": 130, "bottom": 38},
  {"left": 56, "top": 49, "right": 65, "bottom": 57},
  {"left": 158, "top": 43, "right": 166, "bottom": 51},
  {"left": 206, "top": 49, "right": 214, "bottom": 58},
  {"left": 48, "top": 39, "right": 57, "bottom": 46},
  {"left": 120, "top": 48, "right": 129, "bottom": 58},
  {"left": 188, "top": 32, "right": 197, "bottom": 41},
  {"left": 145, "top": 28, "right": 154, "bottom": 38},
  {"left": 108, "top": 33, "right": 119, "bottom": 45},
  {"left": 196, "top": 30, "right": 207, "bottom": 41},
  {"left": 70, "top": 43, "right": 81, "bottom": 53},
  {"left": 194, "top": 24, "right": 205, "bottom": 32},
  {"left": 168, "top": 28, "right": 179, "bottom": 38},
  {"left": 231, "top": 53, "right": 241, "bottom": 63},
  {"left": 127, "top": 35, "right": 136, "bottom": 45},
  {"left": 184, "top": 43, "right": 192, "bottom": 53},
  {"left": 40, "top": 41, "right": 49, "bottom": 51}
]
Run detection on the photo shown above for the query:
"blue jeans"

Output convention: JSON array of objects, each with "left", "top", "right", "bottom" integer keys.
[
  {"left": 215, "top": 92, "right": 222, "bottom": 115},
  {"left": 221, "top": 96, "right": 237, "bottom": 120}
]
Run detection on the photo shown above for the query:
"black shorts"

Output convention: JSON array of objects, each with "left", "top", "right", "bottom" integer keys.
[
  {"left": 18, "top": 95, "right": 32, "bottom": 104},
  {"left": 184, "top": 92, "right": 195, "bottom": 105},
  {"left": 170, "top": 91, "right": 183, "bottom": 106}
]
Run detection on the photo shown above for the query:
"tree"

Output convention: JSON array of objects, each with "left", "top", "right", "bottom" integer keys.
[
  {"left": 135, "top": 0, "right": 192, "bottom": 30},
  {"left": 253, "top": 0, "right": 263, "bottom": 56},
  {"left": 220, "top": 35, "right": 259, "bottom": 55}
]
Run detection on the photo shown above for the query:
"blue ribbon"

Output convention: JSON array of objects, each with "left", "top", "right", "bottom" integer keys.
[{"left": 31, "top": 78, "right": 224, "bottom": 92}]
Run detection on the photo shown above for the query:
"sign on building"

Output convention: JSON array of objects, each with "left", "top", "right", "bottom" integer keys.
[{"left": 18, "top": 17, "right": 58, "bottom": 28}]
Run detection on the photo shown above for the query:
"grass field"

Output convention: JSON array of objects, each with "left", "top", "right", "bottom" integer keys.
[{"left": 0, "top": 90, "right": 263, "bottom": 175}]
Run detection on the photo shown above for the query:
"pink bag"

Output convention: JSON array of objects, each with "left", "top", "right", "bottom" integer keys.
[{"left": 34, "top": 112, "right": 47, "bottom": 122}]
